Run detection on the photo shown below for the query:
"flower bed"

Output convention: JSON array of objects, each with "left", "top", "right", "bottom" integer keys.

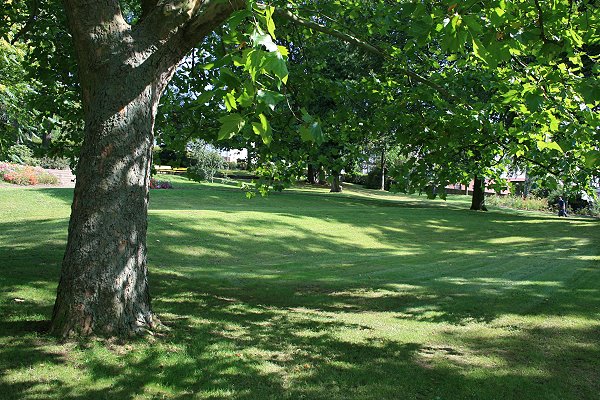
[
  {"left": 0, "top": 162, "right": 59, "bottom": 185},
  {"left": 150, "top": 178, "right": 173, "bottom": 189}
]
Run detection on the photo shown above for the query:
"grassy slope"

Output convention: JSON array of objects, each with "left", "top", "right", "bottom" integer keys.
[{"left": 0, "top": 176, "right": 599, "bottom": 400}]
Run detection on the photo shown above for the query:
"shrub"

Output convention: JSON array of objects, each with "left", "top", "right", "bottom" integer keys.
[
  {"left": 344, "top": 172, "right": 367, "bottom": 186},
  {"left": 37, "top": 156, "right": 71, "bottom": 169},
  {"left": 149, "top": 178, "right": 173, "bottom": 189},
  {"left": 573, "top": 201, "right": 600, "bottom": 218},
  {"left": 6, "top": 144, "right": 38, "bottom": 166},
  {"left": 486, "top": 195, "right": 549, "bottom": 212},
  {"left": 187, "top": 140, "right": 224, "bottom": 183},
  {"left": 236, "top": 160, "right": 248, "bottom": 170},
  {"left": 225, "top": 161, "right": 238, "bottom": 170},
  {"left": 0, "top": 162, "right": 59, "bottom": 185},
  {"left": 364, "top": 167, "right": 394, "bottom": 190}
]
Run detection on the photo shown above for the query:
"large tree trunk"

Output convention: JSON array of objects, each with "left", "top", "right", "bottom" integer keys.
[
  {"left": 50, "top": 58, "right": 176, "bottom": 337},
  {"left": 51, "top": 0, "right": 244, "bottom": 337},
  {"left": 470, "top": 175, "right": 488, "bottom": 211}
]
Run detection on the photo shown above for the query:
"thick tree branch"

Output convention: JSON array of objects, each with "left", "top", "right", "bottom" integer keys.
[
  {"left": 181, "top": 0, "right": 246, "bottom": 49},
  {"left": 62, "top": 0, "right": 130, "bottom": 65},
  {"left": 135, "top": 0, "right": 245, "bottom": 62},
  {"left": 141, "top": 0, "right": 159, "bottom": 20},
  {"left": 273, "top": 8, "right": 459, "bottom": 104}
]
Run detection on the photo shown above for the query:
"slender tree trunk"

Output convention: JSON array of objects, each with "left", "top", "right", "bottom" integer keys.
[
  {"left": 470, "top": 175, "right": 488, "bottom": 211},
  {"left": 246, "top": 143, "right": 253, "bottom": 171},
  {"left": 41, "top": 120, "right": 52, "bottom": 149},
  {"left": 307, "top": 162, "right": 316, "bottom": 184},
  {"left": 317, "top": 164, "right": 326, "bottom": 184},
  {"left": 380, "top": 148, "right": 386, "bottom": 191},
  {"left": 330, "top": 171, "right": 343, "bottom": 192}
]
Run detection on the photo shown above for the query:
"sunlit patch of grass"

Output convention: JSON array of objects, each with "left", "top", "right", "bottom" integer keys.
[{"left": 1, "top": 178, "right": 599, "bottom": 399}]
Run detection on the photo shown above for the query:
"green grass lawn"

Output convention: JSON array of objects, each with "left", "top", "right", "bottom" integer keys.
[{"left": 1, "top": 176, "right": 599, "bottom": 399}]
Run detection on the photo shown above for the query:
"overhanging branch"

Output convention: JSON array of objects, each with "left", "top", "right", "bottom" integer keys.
[{"left": 273, "top": 8, "right": 459, "bottom": 104}]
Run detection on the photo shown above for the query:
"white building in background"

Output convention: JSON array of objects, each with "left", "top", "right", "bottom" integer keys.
[{"left": 220, "top": 148, "right": 247, "bottom": 163}]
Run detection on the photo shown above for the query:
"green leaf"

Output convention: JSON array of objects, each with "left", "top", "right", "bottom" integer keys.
[
  {"left": 237, "top": 81, "right": 256, "bottom": 107},
  {"left": 252, "top": 113, "right": 272, "bottom": 145},
  {"left": 490, "top": 7, "right": 506, "bottom": 27},
  {"left": 250, "top": 30, "right": 278, "bottom": 52},
  {"left": 577, "top": 82, "right": 600, "bottom": 105},
  {"left": 525, "top": 92, "right": 544, "bottom": 111},
  {"left": 224, "top": 91, "right": 237, "bottom": 111},
  {"left": 536, "top": 140, "right": 563, "bottom": 153},
  {"left": 262, "top": 53, "right": 288, "bottom": 84},
  {"left": 472, "top": 39, "right": 488, "bottom": 62},
  {"left": 548, "top": 114, "right": 559, "bottom": 132},
  {"left": 502, "top": 90, "right": 519, "bottom": 104},
  {"left": 299, "top": 120, "right": 324, "bottom": 144},
  {"left": 584, "top": 150, "right": 600, "bottom": 169},
  {"left": 203, "top": 54, "right": 232, "bottom": 70},
  {"left": 265, "top": 6, "right": 276, "bottom": 39},
  {"left": 463, "top": 15, "right": 483, "bottom": 34},
  {"left": 220, "top": 67, "right": 242, "bottom": 88},
  {"left": 218, "top": 113, "right": 246, "bottom": 140},
  {"left": 245, "top": 50, "right": 266, "bottom": 82},
  {"left": 195, "top": 90, "right": 215, "bottom": 105},
  {"left": 228, "top": 9, "right": 252, "bottom": 29},
  {"left": 257, "top": 89, "right": 285, "bottom": 111}
]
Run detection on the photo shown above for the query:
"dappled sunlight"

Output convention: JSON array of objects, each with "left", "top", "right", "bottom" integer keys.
[
  {"left": 1, "top": 181, "right": 599, "bottom": 398},
  {"left": 437, "top": 277, "right": 563, "bottom": 287},
  {"left": 485, "top": 236, "right": 539, "bottom": 244}
]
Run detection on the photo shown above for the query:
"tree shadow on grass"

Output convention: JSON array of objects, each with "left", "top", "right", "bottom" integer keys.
[
  {"left": 1, "top": 186, "right": 599, "bottom": 399},
  {"left": 11, "top": 283, "right": 594, "bottom": 400}
]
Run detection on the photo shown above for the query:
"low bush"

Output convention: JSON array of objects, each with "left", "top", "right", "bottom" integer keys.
[
  {"left": 571, "top": 201, "right": 600, "bottom": 217},
  {"left": 344, "top": 172, "right": 367, "bottom": 186},
  {"left": 37, "top": 156, "right": 71, "bottom": 170},
  {"left": 5, "top": 144, "right": 38, "bottom": 166},
  {"left": 225, "top": 161, "right": 238, "bottom": 170},
  {"left": 0, "top": 162, "right": 59, "bottom": 185},
  {"left": 149, "top": 178, "right": 173, "bottom": 189},
  {"left": 187, "top": 141, "right": 224, "bottom": 183},
  {"left": 486, "top": 195, "right": 549, "bottom": 212},
  {"left": 365, "top": 168, "right": 394, "bottom": 190}
]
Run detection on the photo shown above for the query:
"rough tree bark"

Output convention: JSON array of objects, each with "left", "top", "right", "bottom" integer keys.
[
  {"left": 470, "top": 175, "right": 488, "bottom": 211},
  {"left": 50, "top": 0, "right": 244, "bottom": 337}
]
